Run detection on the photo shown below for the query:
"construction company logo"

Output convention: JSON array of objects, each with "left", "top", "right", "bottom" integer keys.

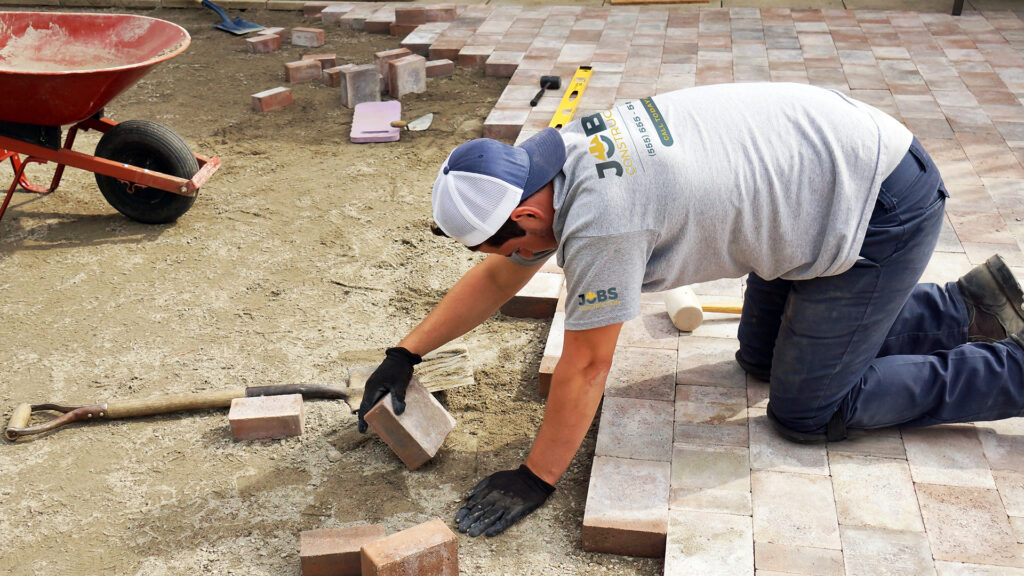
[
  {"left": 580, "top": 97, "right": 673, "bottom": 179},
  {"left": 581, "top": 110, "right": 635, "bottom": 179},
  {"left": 577, "top": 287, "right": 620, "bottom": 311}
]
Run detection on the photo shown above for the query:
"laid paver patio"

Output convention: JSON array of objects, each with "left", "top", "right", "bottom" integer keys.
[{"left": 319, "top": 2, "right": 1024, "bottom": 572}]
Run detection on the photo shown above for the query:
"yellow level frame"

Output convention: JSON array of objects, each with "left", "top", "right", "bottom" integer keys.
[{"left": 548, "top": 65, "right": 593, "bottom": 129}]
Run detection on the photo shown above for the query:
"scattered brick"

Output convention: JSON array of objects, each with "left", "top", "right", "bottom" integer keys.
[
  {"left": 302, "top": 53, "right": 337, "bottom": 69},
  {"left": 394, "top": 6, "right": 427, "bottom": 26},
  {"left": 291, "top": 27, "right": 325, "bottom": 47},
  {"left": 360, "top": 519, "right": 457, "bottom": 576},
  {"left": 285, "top": 59, "right": 323, "bottom": 83},
  {"left": 300, "top": 524, "right": 387, "bottom": 576},
  {"left": 262, "top": 26, "right": 285, "bottom": 36},
  {"left": 229, "top": 394, "right": 304, "bottom": 440},
  {"left": 582, "top": 455, "right": 670, "bottom": 557},
  {"left": 319, "top": 4, "right": 352, "bottom": 24},
  {"left": 425, "top": 59, "right": 455, "bottom": 78},
  {"left": 251, "top": 86, "right": 293, "bottom": 113},
  {"left": 364, "top": 376, "right": 455, "bottom": 470},
  {"left": 425, "top": 5, "right": 457, "bottom": 22},
  {"left": 375, "top": 48, "right": 413, "bottom": 94},
  {"left": 339, "top": 63, "right": 381, "bottom": 109},
  {"left": 500, "top": 272, "right": 563, "bottom": 319},
  {"left": 246, "top": 34, "right": 281, "bottom": 54},
  {"left": 323, "top": 66, "right": 344, "bottom": 88},
  {"left": 390, "top": 23, "right": 420, "bottom": 37},
  {"left": 388, "top": 54, "right": 427, "bottom": 99}
]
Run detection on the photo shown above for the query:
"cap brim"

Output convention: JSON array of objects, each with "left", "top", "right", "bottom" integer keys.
[{"left": 519, "top": 127, "right": 566, "bottom": 201}]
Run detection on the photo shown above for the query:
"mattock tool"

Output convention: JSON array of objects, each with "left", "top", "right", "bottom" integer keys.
[
  {"left": 548, "top": 66, "right": 594, "bottom": 129},
  {"left": 5, "top": 384, "right": 348, "bottom": 441}
]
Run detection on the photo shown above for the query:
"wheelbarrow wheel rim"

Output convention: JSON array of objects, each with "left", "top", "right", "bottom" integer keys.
[{"left": 94, "top": 120, "right": 199, "bottom": 224}]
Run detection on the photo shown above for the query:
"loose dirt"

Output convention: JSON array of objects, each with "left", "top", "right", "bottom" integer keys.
[{"left": 0, "top": 7, "right": 659, "bottom": 575}]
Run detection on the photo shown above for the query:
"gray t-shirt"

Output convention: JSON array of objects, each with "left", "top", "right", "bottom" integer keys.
[{"left": 514, "top": 83, "right": 912, "bottom": 331}]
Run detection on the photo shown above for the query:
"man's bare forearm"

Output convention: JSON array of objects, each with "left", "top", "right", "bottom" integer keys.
[
  {"left": 525, "top": 323, "right": 622, "bottom": 485},
  {"left": 398, "top": 254, "right": 542, "bottom": 356}
]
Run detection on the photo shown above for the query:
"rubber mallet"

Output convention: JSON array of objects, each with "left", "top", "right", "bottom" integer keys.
[
  {"left": 530, "top": 75, "right": 561, "bottom": 107},
  {"left": 663, "top": 286, "right": 743, "bottom": 331}
]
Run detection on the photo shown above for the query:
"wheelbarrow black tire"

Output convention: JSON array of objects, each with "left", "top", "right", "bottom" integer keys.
[{"left": 94, "top": 120, "right": 200, "bottom": 224}]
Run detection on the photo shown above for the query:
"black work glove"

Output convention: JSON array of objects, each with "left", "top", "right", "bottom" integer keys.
[
  {"left": 356, "top": 346, "right": 422, "bottom": 433},
  {"left": 454, "top": 465, "right": 555, "bottom": 537}
]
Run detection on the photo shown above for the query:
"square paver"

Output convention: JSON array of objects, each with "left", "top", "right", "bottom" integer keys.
[
  {"left": 670, "top": 443, "right": 751, "bottom": 516},
  {"left": 664, "top": 510, "right": 754, "bottom": 576},
  {"left": 675, "top": 385, "right": 749, "bottom": 448},
  {"left": 749, "top": 408, "right": 829, "bottom": 475},
  {"left": 916, "top": 483, "right": 1024, "bottom": 568},
  {"left": 903, "top": 425, "right": 996, "bottom": 488},
  {"left": 605, "top": 346, "right": 677, "bottom": 402},
  {"left": 595, "top": 396, "right": 674, "bottom": 462},
  {"left": 752, "top": 470, "right": 841, "bottom": 550},
  {"left": 830, "top": 453, "right": 924, "bottom": 532},
  {"left": 617, "top": 302, "right": 679, "bottom": 350},
  {"left": 977, "top": 418, "right": 1024, "bottom": 473},
  {"left": 676, "top": 335, "right": 746, "bottom": 388}
]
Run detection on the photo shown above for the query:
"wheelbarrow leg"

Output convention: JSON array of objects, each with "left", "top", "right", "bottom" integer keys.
[{"left": 0, "top": 158, "right": 29, "bottom": 222}]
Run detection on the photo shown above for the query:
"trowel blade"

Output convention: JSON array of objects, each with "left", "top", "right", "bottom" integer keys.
[{"left": 407, "top": 113, "right": 434, "bottom": 131}]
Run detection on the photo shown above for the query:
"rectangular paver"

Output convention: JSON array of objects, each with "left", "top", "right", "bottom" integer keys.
[
  {"left": 582, "top": 455, "right": 670, "bottom": 558},
  {"left": 360, "top": 519, "right": 457, "bottom": 576},
  {"left": 840, "top": 526, "right": 936, "bottom": 576}
]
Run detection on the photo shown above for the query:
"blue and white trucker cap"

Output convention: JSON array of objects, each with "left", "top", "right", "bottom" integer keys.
[{"left": 432, "top": 127, "right": 566, "bottom": 247}]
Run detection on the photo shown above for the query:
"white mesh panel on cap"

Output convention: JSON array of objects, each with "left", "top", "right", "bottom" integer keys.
[{"left": 435, "top": 170, "right": 521, "bottom": 246}]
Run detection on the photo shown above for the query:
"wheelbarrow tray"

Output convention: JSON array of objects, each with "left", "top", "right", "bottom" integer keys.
[{"left": 0, "top": 12, "right": 190, "bottom": 127}]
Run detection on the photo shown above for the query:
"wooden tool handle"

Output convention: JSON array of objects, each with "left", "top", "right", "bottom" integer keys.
[
  {"left": 702, "top": 303, "right": 742, "bottom": 315},
  {"left": 5, "top": 404, "right": 31, "bottom": 439},
  {"left": 105, "top": 388, "right": 246, "bottom": 418}
]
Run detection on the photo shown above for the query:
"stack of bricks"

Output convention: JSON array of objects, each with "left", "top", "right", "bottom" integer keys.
[{"left": 299, "top": 519, "right": 457, "bottom": 576}]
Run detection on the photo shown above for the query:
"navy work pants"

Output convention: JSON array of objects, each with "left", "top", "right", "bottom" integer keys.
[{"left": 738, "top": 138, "right": 1024, "bottom": 434}]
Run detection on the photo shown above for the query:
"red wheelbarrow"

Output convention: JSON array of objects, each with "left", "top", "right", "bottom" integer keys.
[{"left": 0, "top": 11, "right": 220, "bottom": 225}]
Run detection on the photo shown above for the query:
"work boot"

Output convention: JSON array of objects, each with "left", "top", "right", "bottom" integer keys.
[{"left": 956, "top": 254, "right": 1024, "bottom": 343}]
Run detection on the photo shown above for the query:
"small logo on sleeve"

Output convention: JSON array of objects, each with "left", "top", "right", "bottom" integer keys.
[{"left": 577, "top": 288, "right": 620, "bottom": 311}]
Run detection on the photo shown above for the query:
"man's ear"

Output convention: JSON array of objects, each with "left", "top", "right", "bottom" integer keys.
[{"left": 510, "top": 205, "right": 544, "bottom": 222}]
